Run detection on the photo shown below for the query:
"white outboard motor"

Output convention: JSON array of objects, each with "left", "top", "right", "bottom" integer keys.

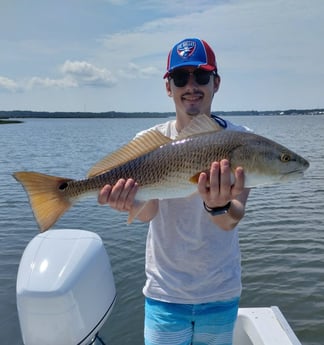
[{"left": 16, "top": 229, "right": 116, "bottom": 345}]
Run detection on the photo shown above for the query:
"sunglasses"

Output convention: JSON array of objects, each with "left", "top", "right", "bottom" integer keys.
[{"left": 169, "top": 69, "right": 216, "bottom": 87}]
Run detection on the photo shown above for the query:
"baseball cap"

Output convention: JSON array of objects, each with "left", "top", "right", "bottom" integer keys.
[{"left": 163, "top": 38, "right": 217, "bottom": 79}]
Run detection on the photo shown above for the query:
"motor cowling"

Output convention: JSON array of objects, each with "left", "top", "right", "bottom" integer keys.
[{"left": 16, "top": 229, "right": 116, "bottom": 345}]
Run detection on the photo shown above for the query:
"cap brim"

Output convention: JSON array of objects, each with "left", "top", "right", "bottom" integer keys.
[{"left": 163, "top": 62, "right": 215, "bottom": 79}]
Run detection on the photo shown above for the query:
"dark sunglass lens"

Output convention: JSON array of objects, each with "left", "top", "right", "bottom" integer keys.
[
  {"left": 170, "top": 70, "right": 212, "bottom": 87},
  {"left": 171, "top": 71, "right": 189, "bottom": 87},
  {"left": 194, "top": 70, "right": 211, "bottom": 85}
]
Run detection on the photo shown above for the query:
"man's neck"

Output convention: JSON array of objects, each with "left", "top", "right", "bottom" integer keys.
[{"left": 175, "top": 112, "right": 211, "bottom": 132}]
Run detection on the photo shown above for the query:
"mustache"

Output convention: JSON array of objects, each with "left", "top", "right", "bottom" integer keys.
[{"left": 181, "top": 91, "right": 204, "bottom": 98}]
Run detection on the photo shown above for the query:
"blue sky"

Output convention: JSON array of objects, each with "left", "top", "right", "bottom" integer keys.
[{"left": 0, "top": 0, "right": 323, "bottom": 112}]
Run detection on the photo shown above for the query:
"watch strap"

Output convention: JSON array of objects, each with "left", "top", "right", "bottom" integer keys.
[{"left": 203, "top": 201, "right": 231, "bottom": 216}]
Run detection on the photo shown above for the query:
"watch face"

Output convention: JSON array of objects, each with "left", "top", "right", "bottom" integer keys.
[{"left": 212, "top": 209, "right": 227, "bottom": 216}]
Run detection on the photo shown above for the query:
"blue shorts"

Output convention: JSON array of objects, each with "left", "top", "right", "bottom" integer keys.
[{"left": 144, "top": 297, "right": 239, "bottom": 345}]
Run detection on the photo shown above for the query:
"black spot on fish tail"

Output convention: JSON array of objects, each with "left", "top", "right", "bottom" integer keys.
[{"left": 59, "top": 182, "right": 69, "bottom": 190}]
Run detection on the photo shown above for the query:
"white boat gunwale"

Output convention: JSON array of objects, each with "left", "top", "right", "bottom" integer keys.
[{"left": 234, "top": 306, "right": 302, "bottom": 345}]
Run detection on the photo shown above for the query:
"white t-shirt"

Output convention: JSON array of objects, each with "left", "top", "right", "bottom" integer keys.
[{"left": 141, "top": 116, "right": 249, "bottom": 304}]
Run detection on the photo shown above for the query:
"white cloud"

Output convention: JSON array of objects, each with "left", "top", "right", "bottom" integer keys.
[
  {"left": 105, "top": 0, "right": 223, "bottom": 13},
  {"left": 105, "top": 0, "right": 128, "bottom": 4},
  {"left": 0, "top": 61, "right": 118, "bottom": 93},
  {"left": 0, "top": 76, "right": 21, "bottom": 92},
  {"left": 118, "top": 62, "right": 160, "bottom": 79},
  {"left": 61, "top": 60, "right": 117, "bottom": 87},
  {"left": 27, "top": 76, "right": 78, "bottom": 89}
]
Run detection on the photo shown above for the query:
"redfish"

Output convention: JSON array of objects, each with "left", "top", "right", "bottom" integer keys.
[{"left": 13, "top": 115, "right": 309, "bottom": 232}]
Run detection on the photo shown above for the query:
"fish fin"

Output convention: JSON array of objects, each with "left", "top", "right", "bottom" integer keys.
[
  {"left": 13, "top": 171, "right": 74, "bottom": 232},
  {"left": 127, "top": 201, "right": 148, "bottom": 224},
  {"left": 189, "top": 170, "right": 210, "bottom": 184},
  {"left": 176, "top": 114, "right": 223, "bottom": 140},
  {"left": 87, "top": 130, "right": 172, "bottom": 177}
]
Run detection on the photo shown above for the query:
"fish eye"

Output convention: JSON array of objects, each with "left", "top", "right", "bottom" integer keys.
[{"left": 280, "top": 153, "right": 291, "bottom": 162}]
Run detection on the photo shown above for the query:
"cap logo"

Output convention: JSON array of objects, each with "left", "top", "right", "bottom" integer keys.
[{"left": 177, "top": 40, "right": 196, "bottom": 59}]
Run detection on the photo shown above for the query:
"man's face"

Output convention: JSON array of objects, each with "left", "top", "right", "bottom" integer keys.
[{"left": 166, "top": 67, "right": 220, "bottom": 117}]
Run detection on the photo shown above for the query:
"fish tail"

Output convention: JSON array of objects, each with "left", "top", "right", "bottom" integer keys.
[{"left": 13, "top": 171, "right": 74, "bottom": 232}]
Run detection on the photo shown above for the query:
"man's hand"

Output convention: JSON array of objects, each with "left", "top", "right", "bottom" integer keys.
[
  {"left": 98, "top": 178, "right": 138, "bottom": 212},
  {"left": 198, "top": 159, "right": 249, "bottom": 230},
  {"left": 98, "top": 179, "right": 158, "bottom": 222},
  {"left": 198, "top": 159, "right": 244, "bottom": 209}
]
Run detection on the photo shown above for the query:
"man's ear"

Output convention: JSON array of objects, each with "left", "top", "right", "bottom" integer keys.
[
  {"left": 166, "top": 80, "right": 172, "bottom": 97},
  {"left": 214, "top": 75, "right": 221, "bottom": 93}
]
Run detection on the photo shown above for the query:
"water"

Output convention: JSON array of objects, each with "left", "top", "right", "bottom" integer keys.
[{"left": 0, "top": 115, "right": 323, "bottom": 345}]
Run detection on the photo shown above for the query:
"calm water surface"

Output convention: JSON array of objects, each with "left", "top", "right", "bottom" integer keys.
[{"left": 0, "top": 116, "right": 323, "bottom": 345}]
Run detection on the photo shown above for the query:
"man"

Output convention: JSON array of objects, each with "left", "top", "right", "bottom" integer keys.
[{"left": 98, "top": 38, "right": 250, "bottom": 345}]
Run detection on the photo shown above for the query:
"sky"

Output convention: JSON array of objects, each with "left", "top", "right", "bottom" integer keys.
[{"left": 0, "top": 0, "right": 323, "bottom": 113}]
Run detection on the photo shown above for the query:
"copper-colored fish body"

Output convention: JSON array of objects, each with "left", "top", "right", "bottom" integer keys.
[{"left": 13, "top": 115, "right": 309, "bottom": 232}]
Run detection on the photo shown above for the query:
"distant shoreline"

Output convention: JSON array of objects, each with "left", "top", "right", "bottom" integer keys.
[
  {"left": 0, "top": 119, "right": 23, "bottom": 124},
  {"left": 0, "top": 108, "right": 323, "bottom": 120}
]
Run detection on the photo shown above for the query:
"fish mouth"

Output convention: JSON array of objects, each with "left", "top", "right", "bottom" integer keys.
[
  {"left": 280, "top": 170, "right": 305, "bottom": 181},
  {"left": 281, "top": 158, "right": 310, "bottom": 180}
]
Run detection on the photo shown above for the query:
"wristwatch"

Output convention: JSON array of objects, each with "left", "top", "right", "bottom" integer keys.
[{"left": 203, "top": 201, "right": 231, "bottom": 216}]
